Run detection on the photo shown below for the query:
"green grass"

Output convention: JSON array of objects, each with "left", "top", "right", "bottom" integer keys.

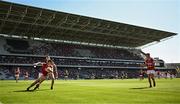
[{"left": 0, "top": 78, "right": 180, "bottom": 104}]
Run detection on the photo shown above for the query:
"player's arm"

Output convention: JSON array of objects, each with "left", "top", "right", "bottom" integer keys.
[
  {"left": 33, "top": 62, "right": 45, "bottom": 67},
  {"left": 152, "top": 58, "right": 155, "bottom": 65},
  {"left": 140, "top": 61, "right": 146, "bottom": 67},
  {"left": 34, "top": 62, "right": 43, "bottom": 65},
  {"left": 46, "top": 66, "right": 53, "bottom": 73}
]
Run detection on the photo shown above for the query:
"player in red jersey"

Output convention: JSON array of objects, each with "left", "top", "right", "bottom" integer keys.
[
  {"left": 157, "top": 70, "right": 161, "bottom": 79},
  {"left": 24, "top": 71, "right": 29, "bottom": 80},
  {"left": 15, "top": 67, "right": 20, "bottom": 83},
  {"left": 34, "top": 56, "right": 57, "bottom": 89},
  {"left": 144, "top": 53, "right": 156, "bottom": 87},
  {"left": 26, "top": 59, "right": 54, "bottom": 91}
]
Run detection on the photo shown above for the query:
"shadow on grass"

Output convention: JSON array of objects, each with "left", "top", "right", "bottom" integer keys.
[
  {"left": 130, "top": 87, "right": 150, "bottom": 90},
  {"left": 13, "top": 89, "right": 50, "bottom": 92},
  {"left": 13, "top": 90, "right": 34, "bottom": 92}
]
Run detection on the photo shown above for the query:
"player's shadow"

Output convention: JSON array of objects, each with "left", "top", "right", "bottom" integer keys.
[
  {"left": 130, "top": 87, "right": 149, "bottom": 90},
  {"left": 13, "top": 90, "right": 34, "bottom": 92},
  {"left": 13, "top": 89, "right": 50, "bottom": 92},
  {"left": 35, "top": 89, "right": 51, "bottom": 92}
]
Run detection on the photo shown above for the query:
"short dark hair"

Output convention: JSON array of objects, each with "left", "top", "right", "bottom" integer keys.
[
  {"left": 146, "top": 53, "right": 150, "bottom": 56},
  {"left": 47, "top": 60, "right": 53, "bottom": 64}
]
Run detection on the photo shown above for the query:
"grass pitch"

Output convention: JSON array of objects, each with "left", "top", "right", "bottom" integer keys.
[{"left": 0, "top": 78, "right": 180, "bottom": 104}]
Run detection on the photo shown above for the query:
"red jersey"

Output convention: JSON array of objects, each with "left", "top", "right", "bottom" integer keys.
[
  {"left": 145, "top": 57, "right": 155, "bottom": 70},
  {"left": 15, "top": 70, "right": 20, "bottom": 75},
  {"left": 42, "top": 63, "right": 48, "bottom": 76}
]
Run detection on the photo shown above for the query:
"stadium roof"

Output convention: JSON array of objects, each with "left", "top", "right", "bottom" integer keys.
[{"left": 0, "top": 1, "right": 177, "bottom": 47}]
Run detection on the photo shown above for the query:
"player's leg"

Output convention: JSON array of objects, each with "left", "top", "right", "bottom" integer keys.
[
  {"left": 15, "top": 75, "right": 17, "bottom": 83},
  {"left": 151, "top": 74, "right": 156, "bottom": 87},
  {"left": 15, "top": 75, "right": 19, "bottom": 83},
  {"left": 17, "top": 75, "right": 19, "bottom": 82},
  {"left": 33, "top": 75, "right": 46, "bottom": 90},
  {"left": 148, "top": 74, "right": 152, "bottom": 87},
  {"left": 147, "top": 70, "right": 152, "bottom": 87},
  {"left": 65, "top": 75, "right": 68, "bottom": 80},
  {"left": 140, "top": 75, "right": 143, "bottom": 80},
  {"left": 27, "top": 77, "right": 41, "bottom": 90},
  {"left": 48, "top": 73, "right": 55, "bottom": 90},
  {"left": 25, "top": 76, "right": 28, "bottom": 80}
]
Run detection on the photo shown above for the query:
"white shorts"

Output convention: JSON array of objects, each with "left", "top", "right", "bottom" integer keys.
[
  {"left": 15, "top": 74, "right": 19, "bottom": 77},
  {"left": 147, "top": 70, "right": 155, "bottom": 75},
  {"left": 38, "top": 73, "right": 42, "bottom": 78}
]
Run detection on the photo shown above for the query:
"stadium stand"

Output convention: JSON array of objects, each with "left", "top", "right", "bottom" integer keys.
[
  {"left": 2, "top": 38, "right": 142, "bottom": 60},
  {"left": 1, "top": 37, "right": 176, "bottom": 80},
  {"left": 165, "top": 63, "right": 180, "bottom": 77},
  {"left": 0, "top": 37, "right": 145, "bottom": 79}
]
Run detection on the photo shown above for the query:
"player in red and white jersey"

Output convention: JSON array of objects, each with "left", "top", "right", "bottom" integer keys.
[
  {"left": 144, "top": 53, "right": 156, "bottom": 87},
  {"left": 15, "top": 67, "right": 20, "bottom": 83},
  {"left": 26, "top": 59, "right": 54, "bottom": 91},
  {"left": 157, "top": 70, "right": 161, "bottom": 79},
  {"left": 24, "top": 71, "right": 29, "bottom": 80}
]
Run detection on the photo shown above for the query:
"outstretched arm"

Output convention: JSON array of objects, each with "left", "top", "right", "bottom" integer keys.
[{"left": 33, "top": 62, "right": 45, "bottom": 68}]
